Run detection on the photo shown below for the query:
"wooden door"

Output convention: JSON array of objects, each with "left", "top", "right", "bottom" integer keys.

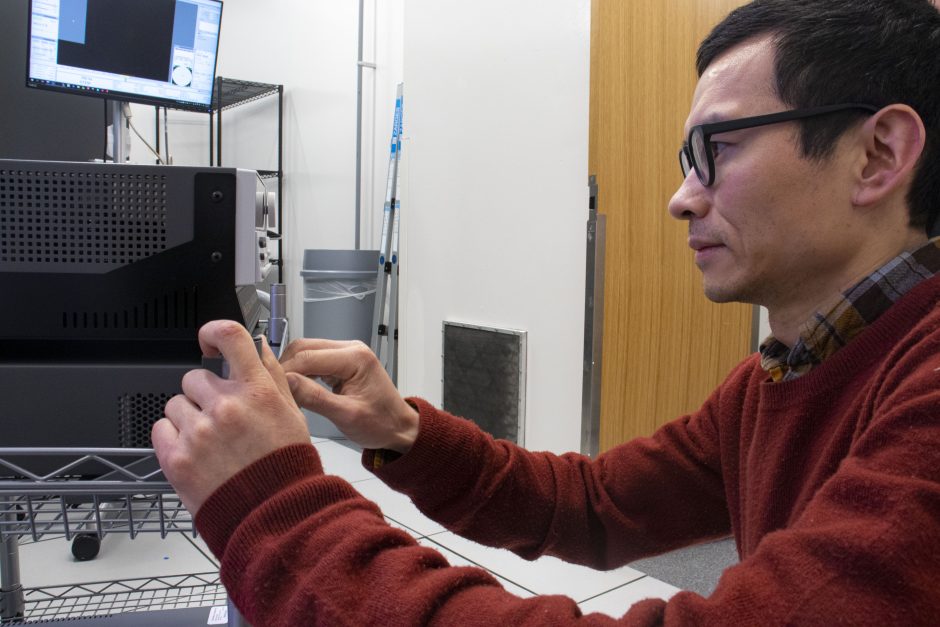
[{"left": 589, "top": 0, "right": 753, "bottom": 451}]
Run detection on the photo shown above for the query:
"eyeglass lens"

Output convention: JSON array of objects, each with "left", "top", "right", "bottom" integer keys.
[
  {"left": 679, "top": 148, "right": 693, "bottom": 178},
  {"left": 690, "top": 128, "right": 710, "bottom": 185},
  {"left": 678, "top": 129, "right": 711, "bottom": 185}
]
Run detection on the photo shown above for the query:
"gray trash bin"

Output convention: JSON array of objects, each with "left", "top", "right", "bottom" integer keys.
[{"left": 301, "top": 249, "right": 379, "bottom": 437}]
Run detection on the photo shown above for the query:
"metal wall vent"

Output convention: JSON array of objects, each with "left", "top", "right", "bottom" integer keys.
[
  {"left": 0, "top": 167, "right": 168, "bottom": 269},
  {"left": 61, "top": 288, "right": 198, "bottom": 330},
  {"left": 442, "top": 321, "right": 527, "bottom": 444},
  {"left": 118, "top": 392, "right": 173, "bottom": 448}
]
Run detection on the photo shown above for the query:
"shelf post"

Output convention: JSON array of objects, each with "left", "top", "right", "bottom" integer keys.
[
  {"left": 216, "top": 76, "right": 224, "bottom": 166},
  {"left": 277, "top": 84, "right": 284, "bottom": 283},
  {"left": 0, "top": 501, "right": 25, "bottom": 621}
]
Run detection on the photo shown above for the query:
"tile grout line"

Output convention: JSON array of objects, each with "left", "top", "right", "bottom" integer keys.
[
  {"left": 420, "top": 535, "right": 539, "bottom": 597},
  {"left": 182, "top": 534, "right": 220, "bottom": 569},
  {"left": 575, "top": 573, "right": 652, "bottom": 604}
]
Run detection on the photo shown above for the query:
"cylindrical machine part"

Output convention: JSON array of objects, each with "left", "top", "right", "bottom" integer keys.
[{"left": 268, "top": 283, "right": 287, "bottom": 346}]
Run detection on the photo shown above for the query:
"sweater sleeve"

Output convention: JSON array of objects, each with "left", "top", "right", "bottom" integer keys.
[
  {"left": 193, "top": 361, "right": 940, "bottom": 625},
  {"left": 195, "top": 382, "right": 741, "bottom": 627},
  {"left": 198, "top": 438, "right": 744, "bottom": 626},
  {"left": 195, "top": 442, "right": 681, "bottom": 626},
  {"left": 369, "top": 393, "right": 732, "bottom": 569}
]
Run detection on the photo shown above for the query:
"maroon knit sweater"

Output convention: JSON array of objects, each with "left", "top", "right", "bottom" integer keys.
[{"left": 196, "top": 276, "right": 940, "bottom": 626}]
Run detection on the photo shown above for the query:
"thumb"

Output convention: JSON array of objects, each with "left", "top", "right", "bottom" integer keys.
[{"left": 287, "top": 373, "right": 348, "bottom": 422}]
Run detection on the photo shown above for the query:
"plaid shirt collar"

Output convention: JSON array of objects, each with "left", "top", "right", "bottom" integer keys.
[{"left": 760, "top": 237, "right": 940, "bottom": 382}]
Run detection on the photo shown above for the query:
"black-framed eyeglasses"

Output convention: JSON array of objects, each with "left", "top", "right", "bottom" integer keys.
[{"left": 678, "top": 103, "right": 879, "bottom": 187}]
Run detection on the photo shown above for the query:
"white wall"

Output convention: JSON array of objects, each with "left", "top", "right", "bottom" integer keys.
[
  {"left": 399, "top": 0, "right": 591, "bottom": 452},
  {"left": 360, "top": 0, "right": 405, "bottom": 252},
  {"left": 130, "top": 0, "right": 592, "bottom": 454}
]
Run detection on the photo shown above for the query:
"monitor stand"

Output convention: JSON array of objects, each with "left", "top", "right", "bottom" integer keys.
[{"left": 110, "top": 100, "right": 131, "bottom": 163}]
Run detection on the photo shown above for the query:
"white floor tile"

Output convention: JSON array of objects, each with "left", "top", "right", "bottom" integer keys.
[
  {"left": 313, "top": 439, "right": 373, "bottom": 483},
  {"left": 417, "top": 537, "right": 534, "bottom": 598},
  {"left": 577, "top": 576, "right": 681, "bottom": 618},
  {"left": 184, "top": 533, "right": 220, "bottom": 567},
  {"left": 426, "top": 532, "right": 645, "bottom": 602},
  {"left": 17, "top": 532, "right": 218, "bottom": 588},
  {"left": 354, "top": 478, "right": 446, "bottom": 537}
]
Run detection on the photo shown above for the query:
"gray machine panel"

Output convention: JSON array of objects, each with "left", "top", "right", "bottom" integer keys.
[
  {"left": 0, "top": 159, "right": 259, "bottom": 473},
  {"left": 0, "top": 164, "right": 195, "bottom": 275}
]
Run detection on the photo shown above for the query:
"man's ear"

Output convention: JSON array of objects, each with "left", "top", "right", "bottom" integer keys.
[{"left": 853, "top": 104, "right": 926, "bottom": 207}]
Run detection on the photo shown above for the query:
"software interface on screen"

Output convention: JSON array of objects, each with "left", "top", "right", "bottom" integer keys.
[{"left": 28, "top": 0, "right": 222, "bottom": 110}]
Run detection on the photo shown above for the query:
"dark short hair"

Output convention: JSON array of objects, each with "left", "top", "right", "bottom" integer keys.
[{"left": 697, "top": 0, "right": 940, "bottom": 233}]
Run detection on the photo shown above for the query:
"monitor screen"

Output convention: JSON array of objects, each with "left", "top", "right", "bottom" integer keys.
[{"left": 26, "top": 0, "right": 223, "bottom": 112}]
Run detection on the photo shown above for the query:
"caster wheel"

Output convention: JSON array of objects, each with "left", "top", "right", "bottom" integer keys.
[{"left": 72, "top": 533, "right": 101, "bottom": 561}]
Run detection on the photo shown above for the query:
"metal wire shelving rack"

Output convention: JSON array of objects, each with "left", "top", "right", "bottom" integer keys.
[
  {"left": 0, "top": 449, "right": 237, "bottom": 625},
  {"left": 209, "top": 77, "right": 284, "bottom": 283}
]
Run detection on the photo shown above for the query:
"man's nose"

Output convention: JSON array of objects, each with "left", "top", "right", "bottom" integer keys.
[{"left": 668, "top": 172, "right": 710, "bottom": 221}]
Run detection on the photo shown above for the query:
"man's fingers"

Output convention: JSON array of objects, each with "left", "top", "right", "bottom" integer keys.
[
  {"left": 151, "top": 417, "right": 179, "bottom": 457},
  {"left": 259, "top": 335, "right": 294, "bottom": 401},
  {"left": 180, "top": 369, "right": 223, "bottom": 412},
  {"left": 197, "top": 320, "right": 264, "bottom": 381},
  {"left": 162, "top": 393, "right": 205, "bottom": 433},
  {"left": 281, "top": 343, "right": 376, "bottom": 383},
  {"left": 281, "top": 347, "right": 356, "bottom": 380},
  {"left": 279, "top": 338, "right": 364, "bottom": 364},
  {"left": 259, "top": 335, "right": 278, "bottom": 368},
  {"left": 287, "top": 373, "right": 349, "bottom": 421}
]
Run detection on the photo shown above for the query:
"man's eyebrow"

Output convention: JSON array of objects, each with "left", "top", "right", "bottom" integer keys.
[
  {"left": 683, "top": 114, "right": 719, "bottom": 137},
  {"left": 699, "top": 112, "right": 728, "bottom": 125},
  {"left": 690, "top": 111, "right": 736, "bottom": 129}
]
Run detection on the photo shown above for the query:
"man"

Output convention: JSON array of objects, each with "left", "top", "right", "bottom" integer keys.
[{"left": 153, "top": 0, "right": 940, "bottom": 624}]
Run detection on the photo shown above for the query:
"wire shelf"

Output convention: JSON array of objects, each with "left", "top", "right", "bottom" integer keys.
[
  {"left": 0, "top": 449, "right": 191, "bottom": 542},
  {"left": 0, "top": 450, "right": 244, "bottom": 624},
  {"left": 1, "top": 493, "right": 193, "bottom": 542},
  {"left": 2, "top": 572, "right": 224, "bottom": 624},
  {"left": 212, "top": 77, "right": 280, "bottom": 111}
]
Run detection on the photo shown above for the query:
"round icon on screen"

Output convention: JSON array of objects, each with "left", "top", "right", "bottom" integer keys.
[{"left": 172, "top": 65, "right": 193, "bottom": 87}]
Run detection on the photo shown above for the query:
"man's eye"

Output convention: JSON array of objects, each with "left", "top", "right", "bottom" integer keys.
[{"left": 710, "top": 141, "right": 729, "bottom": 156}]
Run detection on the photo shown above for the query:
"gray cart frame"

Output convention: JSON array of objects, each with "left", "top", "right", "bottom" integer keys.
[{"left": 0, "top": 448, "right": 243, "bottom": 625}]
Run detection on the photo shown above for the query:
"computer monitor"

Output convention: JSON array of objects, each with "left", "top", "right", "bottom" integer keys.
[
  {"left": 1, "top": 0, "right": 106, "bottom": 162},
  {"left": 0, "top": 159, "right": 272, "bottom": 472},
  {"left": 26, "top": 0, "right": 223, "bottom": 112}
]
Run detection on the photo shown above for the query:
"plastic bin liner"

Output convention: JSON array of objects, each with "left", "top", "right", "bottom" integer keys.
[
  {"left": 304, "top": 279, "right": 376, "bottom": 302},
  {"left": 300, "top": 249, "right": 380, "bottom": 437}
]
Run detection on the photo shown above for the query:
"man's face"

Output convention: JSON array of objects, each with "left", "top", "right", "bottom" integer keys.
[{"left": 668, "top": 36, "right": 860, "bottom": 310}]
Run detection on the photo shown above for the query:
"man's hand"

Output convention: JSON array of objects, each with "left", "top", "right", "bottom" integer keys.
[
  {"left": 279, "top": 339, "right": 419, "bottom": 454},
  {"left": 152, "top": 320, "right": 312, "bottom": 515}
]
